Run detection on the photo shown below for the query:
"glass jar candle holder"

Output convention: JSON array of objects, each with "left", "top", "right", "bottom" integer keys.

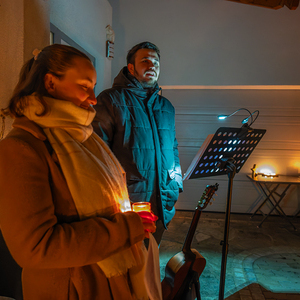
[{"left": 132, "top": 202, "right": 151, "bottom": 213}]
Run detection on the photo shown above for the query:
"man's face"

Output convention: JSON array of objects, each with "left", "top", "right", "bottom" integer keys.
[{"left": 128, "top": 49, "right": 160, "bottom": 88}]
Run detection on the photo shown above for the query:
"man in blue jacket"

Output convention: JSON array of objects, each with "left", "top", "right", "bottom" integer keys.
[{"left": 92, "top": 42, "right": 183, "bottom": 245}]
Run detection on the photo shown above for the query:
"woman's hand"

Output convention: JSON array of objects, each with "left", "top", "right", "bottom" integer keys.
[{"left": 136, "top": 211, "right": 158, "bottom": 239}]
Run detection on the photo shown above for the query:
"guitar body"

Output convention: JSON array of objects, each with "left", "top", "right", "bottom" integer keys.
[
  {"left": 162, "top": 249, "right": 206, "bottom": 300},
  {"left": 161, "top": 183, "right": 219, "bottom": 300}
]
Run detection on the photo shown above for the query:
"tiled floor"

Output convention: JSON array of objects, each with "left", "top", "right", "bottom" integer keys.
[
  {"left": 226, "top": 283, "right": 300, "bottom": 300},
  {"left": 159, "top": 211, "right": 300, "bottom": 300}
]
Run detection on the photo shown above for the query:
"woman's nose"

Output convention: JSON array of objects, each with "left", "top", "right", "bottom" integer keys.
[{"left": 89, "top": 90, "right": 97, "bottom": 105}]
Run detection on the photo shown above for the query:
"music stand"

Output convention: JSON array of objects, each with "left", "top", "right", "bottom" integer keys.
[{"left": 183, "top": 125, "right": 266, "bottom": 300}]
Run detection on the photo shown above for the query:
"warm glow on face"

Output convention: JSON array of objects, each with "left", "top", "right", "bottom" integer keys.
[{"left": 46, "top": 57, "right": 97, "bottom": 109}]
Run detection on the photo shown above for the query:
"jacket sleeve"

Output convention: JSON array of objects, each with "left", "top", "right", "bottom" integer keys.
[
  {"left": 92, "top": 91, "right": 116, "bottom": 147},
  {"left": 173, "top": 135, "right": 183, "bottom": 193},
  {"left": 0, "top": 137, "right": 145, "bottom": 269}
]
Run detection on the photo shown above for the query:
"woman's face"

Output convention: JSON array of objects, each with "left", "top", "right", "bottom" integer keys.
[{"left": 44, "top": 57, "right": 97, "bottom": 109}]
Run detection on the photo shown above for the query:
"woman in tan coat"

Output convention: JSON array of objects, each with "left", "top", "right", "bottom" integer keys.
[{"left": 0, "top": 44, "right": 157, "bottom": 300}]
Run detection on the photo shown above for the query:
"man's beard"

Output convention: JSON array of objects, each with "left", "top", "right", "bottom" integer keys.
[
  {"left": 134, "top": 70, "right": 157, "bottom": 88},
  {"left": 140, "top": 80, "right": 157, "bottom": 89}
]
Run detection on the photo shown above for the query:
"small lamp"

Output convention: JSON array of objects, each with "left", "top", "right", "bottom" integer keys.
[
  {"left": 218, "top": 108, "right": 259, "bottom": 127},
  {"left": 251, "top": 164, "right": 278, "bottom": 179}
]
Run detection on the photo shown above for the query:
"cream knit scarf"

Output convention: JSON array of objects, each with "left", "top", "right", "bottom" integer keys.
[{"left": 23, "top": 95, "right": 149, "bottom": 299}]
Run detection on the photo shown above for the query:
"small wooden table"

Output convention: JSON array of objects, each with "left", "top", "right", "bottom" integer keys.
[{"left": 247, "top": 174, "right": 300, "bottom": 229}]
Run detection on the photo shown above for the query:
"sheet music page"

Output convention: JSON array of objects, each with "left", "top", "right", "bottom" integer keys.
[{"left": 183, "top": 134, "right": 214, "bottom": 181}]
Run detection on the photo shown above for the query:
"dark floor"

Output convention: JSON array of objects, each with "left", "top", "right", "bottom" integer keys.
[{"left": 159, "top": 211, "right": 300, "bottom": 300}]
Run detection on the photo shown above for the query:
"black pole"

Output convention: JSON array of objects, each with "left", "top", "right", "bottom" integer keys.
[{"left": 219, "top": 164, "right": 236, "bottom": 300}]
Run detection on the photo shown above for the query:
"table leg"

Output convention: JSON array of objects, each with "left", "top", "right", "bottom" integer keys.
[
  {"left": 250, "top": 183, "right": 280, "bottom": 218},
  {"left": 257, "top": 183, "right": 296, "bottom": 230}
]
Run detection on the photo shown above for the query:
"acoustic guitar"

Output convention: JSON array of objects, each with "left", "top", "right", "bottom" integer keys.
[{"left": 161, "top": 183, "right": 219, "bottom": 300}]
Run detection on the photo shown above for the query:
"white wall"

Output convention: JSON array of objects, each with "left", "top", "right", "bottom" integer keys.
[
  {"left": 50, "top": 0, "right": 113, "bottom": 95},
  {"left": 0, "top": 0, "right": 50, "bottom": 137},
  {"left": 108, "top": 0, "right": 300, "bottom": 85},
  {"left": 167, "top": 87, "right": 300, "bottom": 215},
  {"left": 108, "top": 0, "right": 300, "bottom": 215},
  {"left": 1, "top": 0, "right": 112, "bottom": 133}
]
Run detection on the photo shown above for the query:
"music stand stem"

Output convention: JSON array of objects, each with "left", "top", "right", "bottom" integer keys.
[{"left": 219, "top": 161, "right": 236, "bottom": 300}]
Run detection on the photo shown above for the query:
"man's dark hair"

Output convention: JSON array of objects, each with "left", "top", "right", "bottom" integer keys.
[{"left": 126, "top": 42, "right": 160, "bottom": 65}]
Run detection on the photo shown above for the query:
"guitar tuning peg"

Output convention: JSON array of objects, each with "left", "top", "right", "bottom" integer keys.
[{"left": 209, "top": 202, "right": 213, "bottom": 205}]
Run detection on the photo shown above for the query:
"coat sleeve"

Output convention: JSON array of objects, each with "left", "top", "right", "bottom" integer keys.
[
  {"left": 173, "top": 134, "right": 183, "bottom": 193},
  {"left": 92, "top": 91, "right": 116, "bottom": 147},
  {"left": 173, "top": 135, "right": 183, "bottom": 192},
  {"left": 0, "top": 137, "right": 145, "bottom": 269},
  {"left": 165, "top": 97, "right": 183, "bottom": 193}
]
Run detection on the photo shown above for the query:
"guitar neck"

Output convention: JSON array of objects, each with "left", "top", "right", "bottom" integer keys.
[
  {"left": 181, "top": 183, "right": 218, "bottom": 254},
  {"left": 182, "top": 207, "right": 202, "bottom": 253}
]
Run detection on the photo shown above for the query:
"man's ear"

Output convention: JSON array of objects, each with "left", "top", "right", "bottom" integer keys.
[
  {"left": 44, "top": 73, "right": 56, "bottom": 95},
  {"left": 127, "top": 63, "right": 135, "bottom": 76}
]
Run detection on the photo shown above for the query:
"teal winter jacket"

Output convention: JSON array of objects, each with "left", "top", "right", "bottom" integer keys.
[{"left": 92, "top": 67, "right": 183, "bottom": 228}]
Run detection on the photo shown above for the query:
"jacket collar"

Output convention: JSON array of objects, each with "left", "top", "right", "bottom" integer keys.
[
  {"left": 113, "top": 67, "right": 160, "bottom": 97},
  {"left": 12, "top": 116, "right": 47, "bottom": 141}
]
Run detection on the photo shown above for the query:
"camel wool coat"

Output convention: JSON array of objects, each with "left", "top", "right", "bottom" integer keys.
[{"left": 0, "top": 116, "right": 146, "bottom": 300}]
